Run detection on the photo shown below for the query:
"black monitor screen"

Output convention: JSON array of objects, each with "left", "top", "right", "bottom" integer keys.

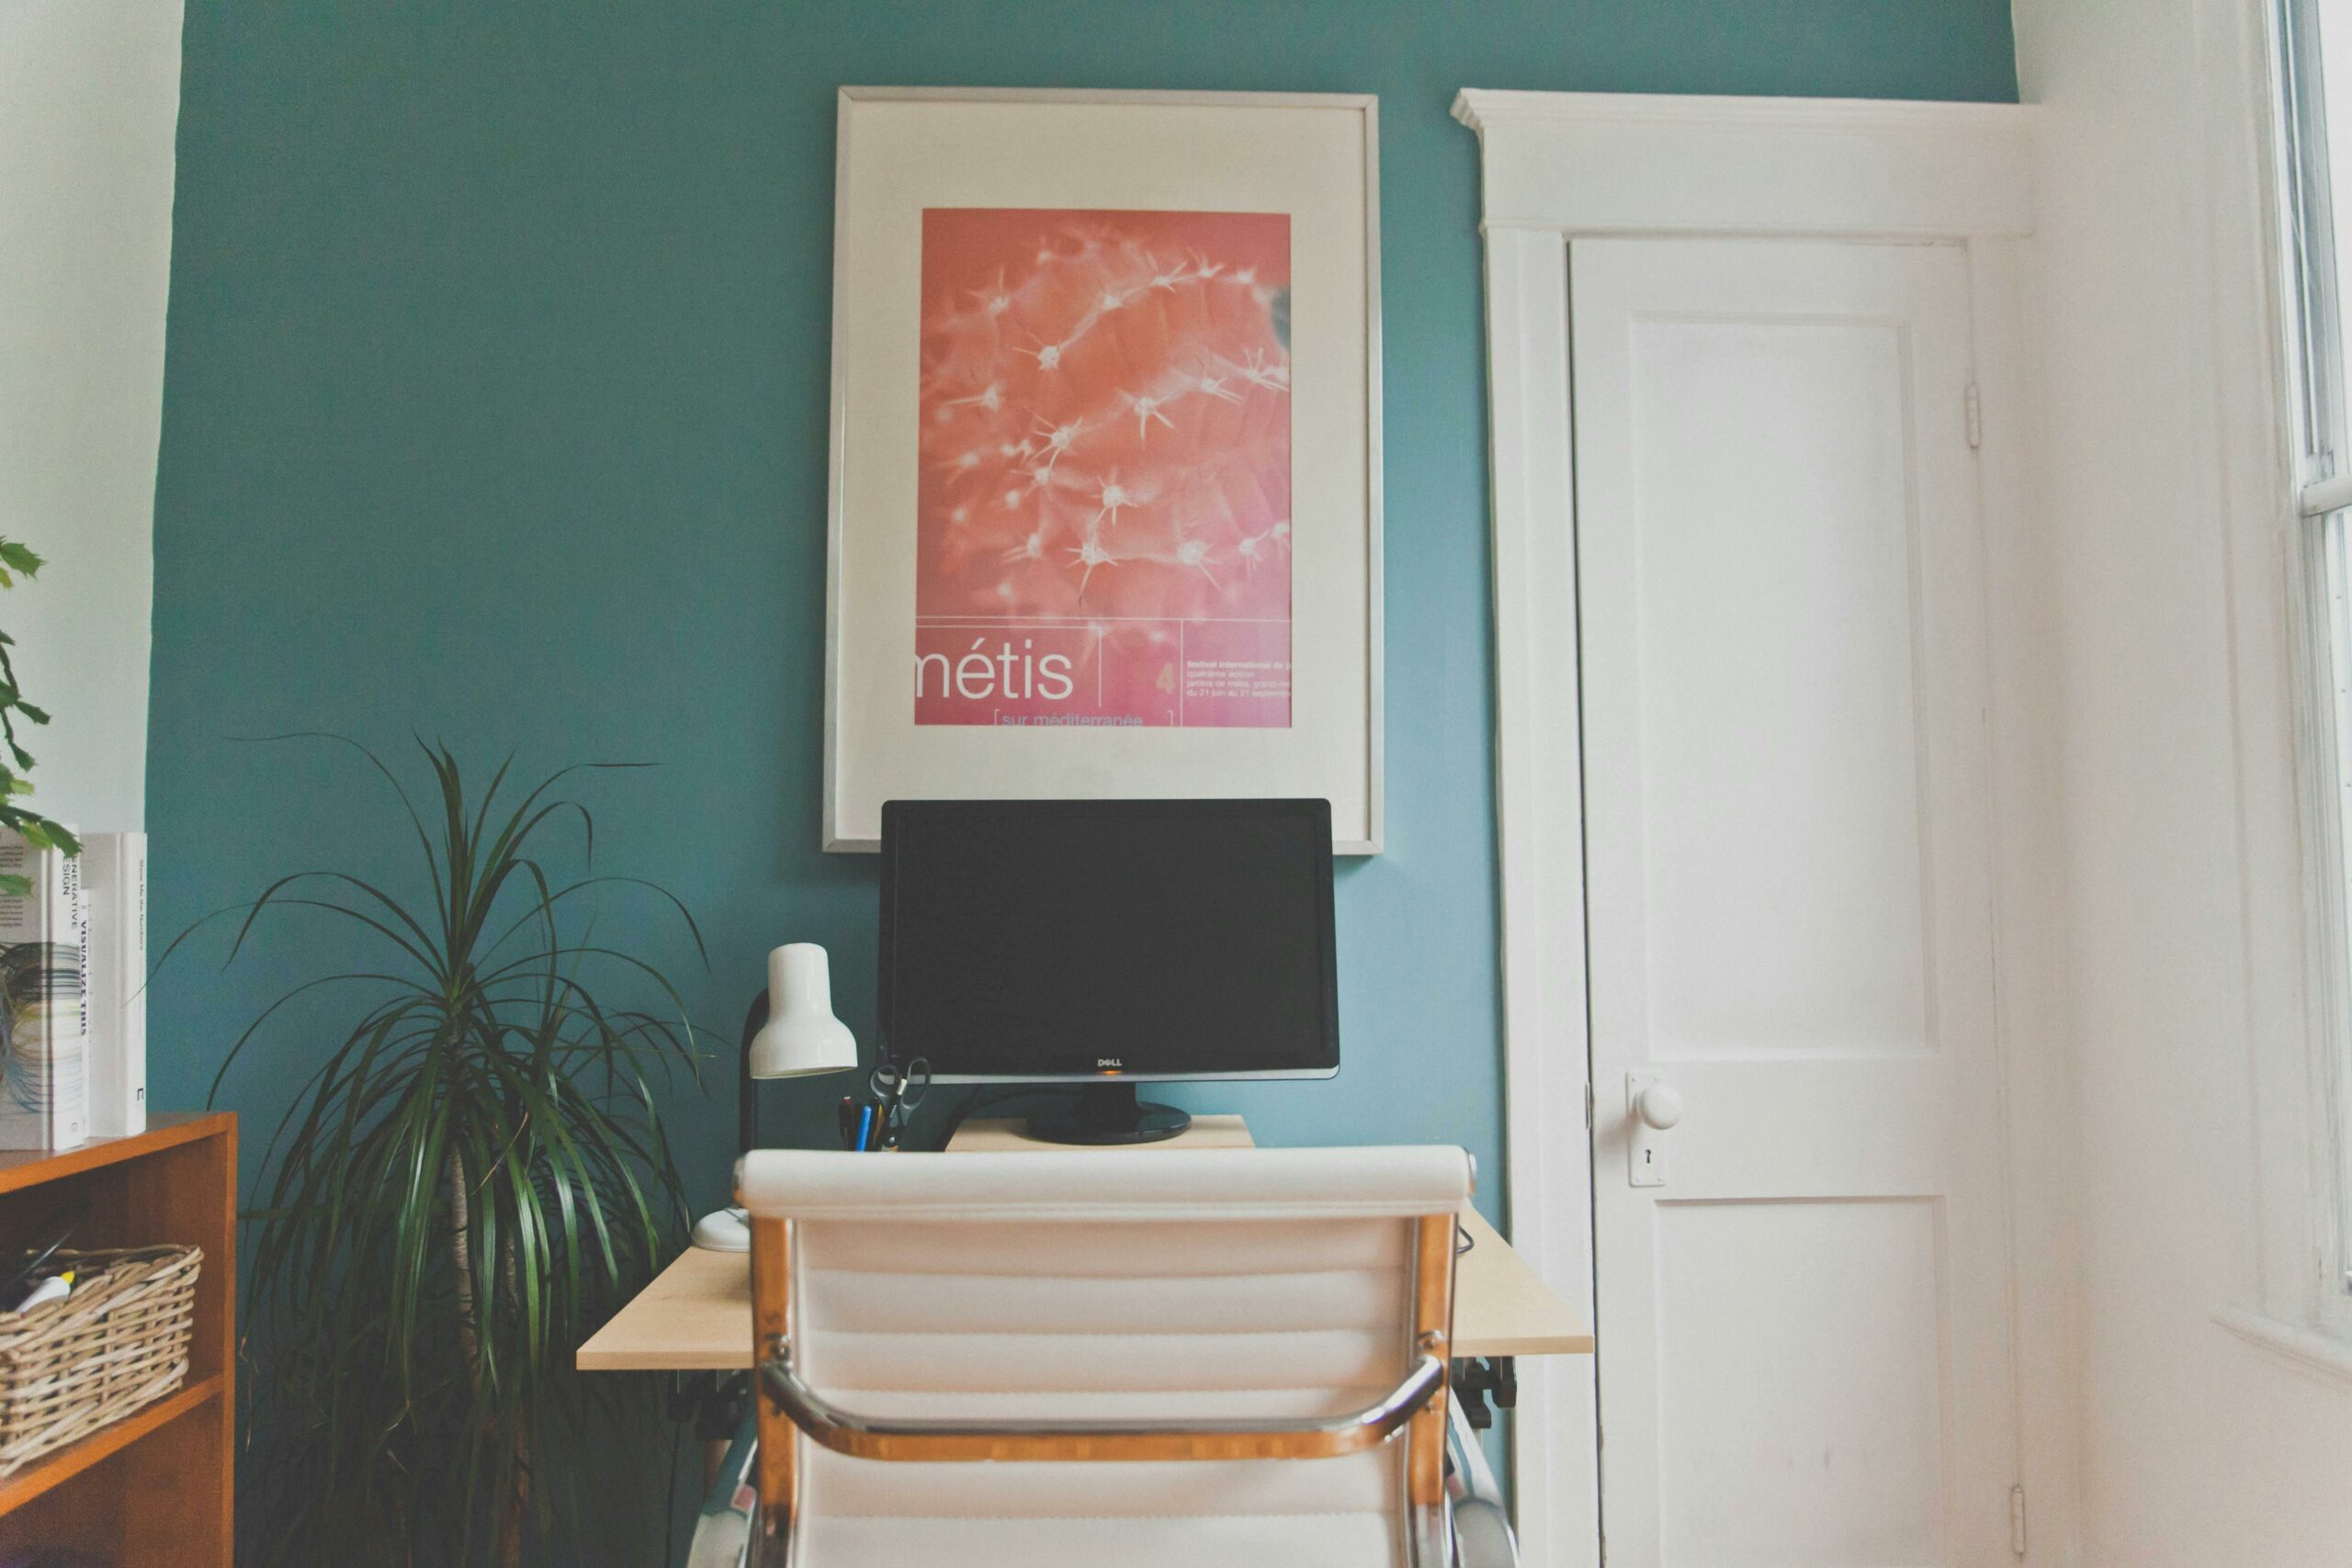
[{"left": 878, "top": 799, "right": 1339, "bottom": 1081}]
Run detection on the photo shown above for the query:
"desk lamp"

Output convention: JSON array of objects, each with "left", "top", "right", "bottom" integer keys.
[{"left": 690, "top": 943, "right": 858, "bottom": 1251}]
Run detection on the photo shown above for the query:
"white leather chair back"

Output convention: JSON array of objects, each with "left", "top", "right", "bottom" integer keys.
[{"left": 737, "top": 1145, "right": 1473, "bottom": 1568}]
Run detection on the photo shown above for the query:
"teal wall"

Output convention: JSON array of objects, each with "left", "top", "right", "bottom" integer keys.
[{"left": 148, "top": 0, "right": 2015, "bottom": 1392}]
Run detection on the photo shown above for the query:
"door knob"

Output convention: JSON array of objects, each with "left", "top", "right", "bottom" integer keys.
[
  {"left": 1634, "top": 1081, "right": 1684, "bottom": 1131},
  {"left": 1626, "top": 1073, "right": 1679, "bottom": 1189}
]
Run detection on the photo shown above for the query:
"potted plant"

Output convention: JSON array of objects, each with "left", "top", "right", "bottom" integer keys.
[
  {"left": 0, "top": 538, "right": 81, "bottom": 890},
  {"left": 186, "top": 738, "right": 704, "bottom": 1565}
]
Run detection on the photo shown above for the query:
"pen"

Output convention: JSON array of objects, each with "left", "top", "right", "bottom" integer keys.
[
  {"left": 836, "top": 1096, "right": 857, "bottom": 1152},
  {"left": 853, "top": 1102, "right": 876, "bottom": 1152}
]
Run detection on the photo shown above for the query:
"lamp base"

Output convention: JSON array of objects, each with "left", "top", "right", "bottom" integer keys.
[{"left": 691, "top": 1206, "right": 752, "bottom": 1251}]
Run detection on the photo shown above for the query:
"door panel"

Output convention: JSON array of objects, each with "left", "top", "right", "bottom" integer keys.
[
  {"left": 1626, "top": 315, "right": 1932, "bottom": 1062},
  {"left": 1573, "top": 237, "right": 2016, "bottom": 1567},
  {"left": 1655, "top": 1199, "right": 1945, "bottom": 1566}
]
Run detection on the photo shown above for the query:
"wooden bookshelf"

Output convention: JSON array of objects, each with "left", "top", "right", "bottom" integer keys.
[{"left": 0, "top": 1113, "right": 235, "bottom": 1567}]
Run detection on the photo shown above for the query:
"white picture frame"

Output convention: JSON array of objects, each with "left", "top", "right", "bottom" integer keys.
[{"left": 822, "top": 86, "right": 1384, "bottom": 852}]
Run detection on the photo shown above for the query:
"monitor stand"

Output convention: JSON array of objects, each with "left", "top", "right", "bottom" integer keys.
[{"left": 1025, "top": 1081, "right": 1191, "bottom": 1145}]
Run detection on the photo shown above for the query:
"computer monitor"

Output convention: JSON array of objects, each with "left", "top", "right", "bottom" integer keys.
[{"left": 877, "top": 798, "right": 1340, "bottom": 1144}]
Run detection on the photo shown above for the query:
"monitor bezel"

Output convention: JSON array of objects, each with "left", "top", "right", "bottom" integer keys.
[{"left": 877, "top": 797, "right": 1340, "bottom": 1085}]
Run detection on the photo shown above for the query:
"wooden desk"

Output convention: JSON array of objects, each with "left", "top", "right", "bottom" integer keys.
[{"left": 579, "top": 1116, "right": 1590, "bottom": 1371}]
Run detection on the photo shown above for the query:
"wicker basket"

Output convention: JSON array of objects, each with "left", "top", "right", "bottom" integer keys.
[{"left": 0, "top": 1245, "right": 200, "bottom": 1477}]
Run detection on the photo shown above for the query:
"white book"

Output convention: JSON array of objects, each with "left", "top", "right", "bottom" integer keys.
[
  {"left": 83, "top": 832, "right": 146, "bottom": 1138},
  {"left": 0, "top": 830, "right": 86, "bottom": 1150}
]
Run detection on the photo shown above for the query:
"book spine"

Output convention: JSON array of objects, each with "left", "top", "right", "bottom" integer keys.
[
  {"left": 85, "top": 832, "right": 147, "bottom": 1137},
  {"left": 0, "top": 830, "right": 88, "bottom": 1150},
  {"left": 57, "top": 847, "right": 86, "bottom": 1149}
]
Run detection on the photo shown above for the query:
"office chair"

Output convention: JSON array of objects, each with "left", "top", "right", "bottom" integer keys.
[{"left": 687, "top": 1145, "right": 1516, "bottom": 1568}]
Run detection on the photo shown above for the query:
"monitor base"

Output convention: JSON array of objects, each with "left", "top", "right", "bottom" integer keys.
[{"left": 1025, "top": 1081, "right": 1192, "bottom": 1145}]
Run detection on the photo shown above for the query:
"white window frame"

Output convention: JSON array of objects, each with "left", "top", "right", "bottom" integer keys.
[
  {"left": 2182, "top": 0, "right": 2352, "bottom": 1386},
  {"left": 2256, "top": 0, "right": 2352, "bottom": 1348}
]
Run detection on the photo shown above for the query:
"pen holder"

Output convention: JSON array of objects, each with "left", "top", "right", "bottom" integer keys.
[{"left": 0, "top": 1245, "right": 200, "bottom": 1477}]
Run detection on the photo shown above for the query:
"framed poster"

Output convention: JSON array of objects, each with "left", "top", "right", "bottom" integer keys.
[{"left": 823, "top": 87, "right": 1383, "bottom": 852}]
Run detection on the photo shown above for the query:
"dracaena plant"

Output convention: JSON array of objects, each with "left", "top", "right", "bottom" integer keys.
[
  {"left": 0, "top": 538, "right": 82, "bottom": 891},
  {"left": 184, "top": 738, "right": 704, "bottom": 1566}
]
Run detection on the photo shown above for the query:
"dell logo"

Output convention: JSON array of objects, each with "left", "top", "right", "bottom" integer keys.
[{"left": 1096, "top": 1058, "right": 1123, "bottom": 1069}]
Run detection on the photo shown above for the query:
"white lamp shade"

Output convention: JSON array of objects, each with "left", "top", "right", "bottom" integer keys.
[{"left": 748, "top": 942, "right": 857, "bottom": 1078}]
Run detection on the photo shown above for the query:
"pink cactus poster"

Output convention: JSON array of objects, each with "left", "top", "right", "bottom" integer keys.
[{"left": 913, "top": 208, "right": 1293, "bottom": 728}]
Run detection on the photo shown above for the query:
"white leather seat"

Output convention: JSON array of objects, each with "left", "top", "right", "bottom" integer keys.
[{"left": 719, "top": 1145, "right": 1478, "bottom": 1568}]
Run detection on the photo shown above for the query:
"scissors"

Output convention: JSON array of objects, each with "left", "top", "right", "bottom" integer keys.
[{"left": 869, "top": 1056, "right": 931, "bottom": 1149}]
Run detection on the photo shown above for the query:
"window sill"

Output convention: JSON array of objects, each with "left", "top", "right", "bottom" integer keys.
[{"left": 2211, "top": 1306, "right": 2352, "bottom": 1388}]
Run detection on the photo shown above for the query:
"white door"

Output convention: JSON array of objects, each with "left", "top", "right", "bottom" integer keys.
[{"left": 1572, "top": 238, "right": 2019, "bottom": 1566}]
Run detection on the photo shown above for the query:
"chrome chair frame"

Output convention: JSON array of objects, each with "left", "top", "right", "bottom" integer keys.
[
  {"left": 760, "top": 1335, "right": 1448, "bottom": 1463},
  {"left": 692, "top": 1404, "right": 1509, "bottom": 1568}
]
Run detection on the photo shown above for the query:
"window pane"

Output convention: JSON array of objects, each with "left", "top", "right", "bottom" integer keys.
[
  {"left": 2324, "top": 3, "right": 2352, "bottom": 449},
  {"left": 2287, "top": 0, "right": 2351, "bottom": 472}
]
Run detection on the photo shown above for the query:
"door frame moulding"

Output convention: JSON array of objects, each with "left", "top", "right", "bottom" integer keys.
[{"left": 1452, "top": 88, "right": 2072, "bottom": 1568}]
